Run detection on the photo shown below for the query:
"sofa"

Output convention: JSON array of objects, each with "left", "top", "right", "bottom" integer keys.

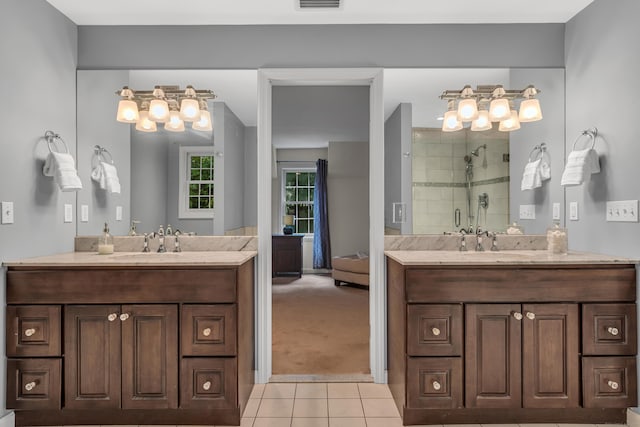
[{"left": 332, "top": 254, "right": 369, "bottom": 287}]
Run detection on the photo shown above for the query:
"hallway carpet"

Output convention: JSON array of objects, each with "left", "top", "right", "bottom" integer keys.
[{"left": 272, "top": 274, "right": 370, "bottom": 375}]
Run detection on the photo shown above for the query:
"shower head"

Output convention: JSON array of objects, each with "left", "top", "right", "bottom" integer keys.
[{"left": 471, "top": 144, "right": 488, "bottom": 157}]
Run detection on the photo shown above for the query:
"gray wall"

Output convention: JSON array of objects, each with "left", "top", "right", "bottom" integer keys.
[
  {"left": 0, "top": 0, "right": 77, "bottom": 418},
  {"left": 76, "top": 70, "right": 131, "bottom": 236},
  {"left": 509, "top": 68, "right": 566, "bottom": 234},
  {"left": 565, "top": 0, "right": 640, "bottom": 257},
  {"left": 77, "top": 24, "right": 565, "bottom": 69},
  {"left": 244, "top": 127, "right": 258, "bottom": 228},
  {"left": 384, "top": 103, "right": 412, "bottom": 234},
  {"left": 221, "top": 103, "right": 246, "bottom": 233}
]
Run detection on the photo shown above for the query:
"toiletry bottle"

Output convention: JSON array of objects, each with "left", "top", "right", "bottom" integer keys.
[{"left": 98, "top": 222, "right": 115, "bottom": 255}]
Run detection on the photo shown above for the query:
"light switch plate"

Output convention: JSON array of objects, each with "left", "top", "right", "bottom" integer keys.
[
  {"left": 1, "top": 201, "right": 14, "bottom": 224},
  {"left": 569, "top": 202, "right": 579, "bottom": 221},
  {"left": 519, "top": 204, "right": 536, "bottom": 220},
  {"left": 81, "top": 205, "right": 89, "bottom": 222},
  {"left": 606, "top": 200, "right": 639, "bottom": 222},
  {"left": 116, "top": 205, "right": 123, "bottom": 221},
  {"left": 64, "top": 204, "right": 73, "bottom": 223},
  {"left": 552, "top": 203, "right": 561, "bottom": 220}
]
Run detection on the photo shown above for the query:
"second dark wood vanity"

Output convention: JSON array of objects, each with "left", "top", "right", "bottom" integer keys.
[{"left": 4, "top": 252, "right": 255, "bottom": 426}]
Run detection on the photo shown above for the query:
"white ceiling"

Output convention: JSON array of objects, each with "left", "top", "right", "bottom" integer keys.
[{"left": 47, "top": 0, "right": 593, "bottom": 25}]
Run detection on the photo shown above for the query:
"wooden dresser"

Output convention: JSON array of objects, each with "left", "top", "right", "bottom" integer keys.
[
  {"left": 387, "top": 251, "right": 638, "bottom": 425},
  {"left": 5, "top": 252, "right": 255, "bottom": 426}
]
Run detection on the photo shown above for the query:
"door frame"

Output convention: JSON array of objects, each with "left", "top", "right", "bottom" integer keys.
[{"left": 256, "top": 68, "right": 386, "bottom": 383}]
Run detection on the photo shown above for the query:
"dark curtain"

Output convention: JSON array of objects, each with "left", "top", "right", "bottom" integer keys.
[{"left": 313, "top": 159, "right": 331, "bottom": 269}]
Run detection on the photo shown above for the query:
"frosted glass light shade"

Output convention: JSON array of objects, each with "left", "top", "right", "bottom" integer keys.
[
  {"left": 193, "top": 110, "right": 213, "bottom": 132},
  {"left": 489, "top": 98, "right": 511, "bottom": 122},
  {"left": 180, "top": 98, "right": 200, "bottom": 122},
  {"left": 135, "top": 111, "right": 157, "bottom": 132},
  {"left": 457, "top": 98, "right": 479, "bottom": 122},
  {"left": 165, "top": 111, "right": 185, "bottom": 132},
  {"left": 442, "top": 110, "right": 463, "bottom": 132},
  {"left": 149, "top": 99, "right": 170, "bottom": 123},
  {"left": 519, "top": 98, "right": 543, "bottom": 122},
  {"left": 471, "top": 110, "right": 492, "bottom": 131},
  {"left": 499, "top": 110, "right": 521, "bottom": 132},
  {"left": 116, "top": 100, "right": 139, "bottom": 123}
]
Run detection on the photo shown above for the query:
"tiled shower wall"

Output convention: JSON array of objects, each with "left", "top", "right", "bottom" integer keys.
[{"left": 412, "top": 127, "right": 510, "bottom": 234}]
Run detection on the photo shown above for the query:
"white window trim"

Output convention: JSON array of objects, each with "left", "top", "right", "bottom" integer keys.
[
  {"left": 178, "top": 146, "right": 215, "bottom": 219},
  {"left": 281, "top": 167, "right": 316, "bottom": 235}
]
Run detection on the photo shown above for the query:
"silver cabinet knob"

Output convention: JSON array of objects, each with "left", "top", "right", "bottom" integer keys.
[
  {"left": 203, "top": 327, "right": 212, "bottom": 337},
  {"left": 119, "top": 313, "right": 130, "bottom": 321},
  {"left": 203, "top": 381, "right": 212, "bottom": 391},
  {"left": 107, "top": 313, "right": 118, "bottom": 322},
  {"left": 513, "top": 312, "right": 523, "bottom": 320},
  {"left": 607, "top": 327, "right": 620, "bottom": 336},
  {"left": 432, "top": 380, "right": 441, "bottom": 391},
  {"left": 608, "top": 380, "right": 620, "bottom": 390},
  {"left": 24, "top": 328, "right": 36, "bottom": 337},
  {"left": 24, "top": 381, "right": 37, "bottom": 391},
  {"left": 431, "top": 327, "right": 441, "bottom": 336},
  {"left": 526, "top": 312, "right": 536, "bottom": 320}
]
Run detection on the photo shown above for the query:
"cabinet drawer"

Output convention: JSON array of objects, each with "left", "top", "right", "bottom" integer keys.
[
  {"left": 182, "top": 305, "right": 237, "bottom": 356},
  {"left": 583, "top": 304, "right": 637, "bottom": 355},
  {"left": 180, "top": 358, "right": 238, "bottom": 409},
  {"left": 407, "top": 357, "right": 463, "bottom": 409},
  {"left": 6, "top": 305, "right": 61, "bottom": 357},
  {"left": 583, "top": 356, "right": 637, "bottom": 408},
  {"left": 407, "top": 305, "right": 462, "bottom": 356},
  {"left": 7, "top": 358, "right": 61, "bottom": 410}
]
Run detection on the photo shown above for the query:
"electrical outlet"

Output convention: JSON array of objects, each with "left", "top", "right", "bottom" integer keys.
[
  {"left": 519, "top": 204, "right": 536, "bottom": 220},
  {"left": 1, "top": 201, "right": 14, "bottom": 224},
  {"left": 552, "top": 203, "right": 561, "bottom": 220},
  {"left": 64, "top": 204, "right": 73, "bottom": 223},
  {"left": 569, "top": 202, "right": 579, "bottom": 221},
  {"left": 606, "top": 200, "right": 639, "bottom": 222},
  {"left": 81, "top": 205, "right": 89, "bottom": 222},
  {"left": 116, "top": 206, "right": 123, "bottom": 221}
]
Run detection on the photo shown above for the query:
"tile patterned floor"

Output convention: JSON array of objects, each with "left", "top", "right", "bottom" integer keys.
[{"left": 39, "top": 383, "right": 631, "bottom": 427}]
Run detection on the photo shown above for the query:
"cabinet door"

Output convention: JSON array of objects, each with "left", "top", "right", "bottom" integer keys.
[
  {"left": 64, "top": 305, "right": 121, "bottom": 409},
  {"left": 121, "top": 304, "right": 178, "bottom": 409},
  {"left": 465, "top": 304, "right": 521, "bottom": 408},
  {"left": 522, "top": 303, "right": 579, "bottom": 408},
  {"left": 272, "top": 236, "right": 302, "bottom": 277}
]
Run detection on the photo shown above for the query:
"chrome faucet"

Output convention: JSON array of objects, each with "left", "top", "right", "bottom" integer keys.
[
  {"left": 490, "top": 233, "right": 499, "bottom": 251},
  {"left": 459, "top": 233, "right": 468, "bottom": 252},
  {"left": 476, "top": 229, "right": 490, "bottom": 252},
  {"left": 142, "top": 232, "right": 155, "bottom": 253},
  {"left": 173, "top": 232, "right": 182, "bottom": 253},
  {"left": 157, "top": 225, "right": 166, "bottom": 253}
]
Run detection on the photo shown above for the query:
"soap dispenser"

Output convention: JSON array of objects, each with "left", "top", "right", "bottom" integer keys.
[{"left": 98, "top": 222, "right": 115, "bottom": 255}]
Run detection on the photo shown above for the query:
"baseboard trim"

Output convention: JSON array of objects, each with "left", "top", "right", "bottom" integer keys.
[
  {"left": 628, "top": 408, "right": 640, "bottom": 427},
  {"left": 0, "top": 411, "right": 15, "bottom": 427},
  {"left": 270, "top": 374, "right": 374, "bottom": 383}
]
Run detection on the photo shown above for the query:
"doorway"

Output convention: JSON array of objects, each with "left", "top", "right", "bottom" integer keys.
[{"left": 256, "top": 68, "right": 385, "bottom": 384}]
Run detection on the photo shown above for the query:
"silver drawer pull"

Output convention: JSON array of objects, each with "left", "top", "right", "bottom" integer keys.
[
  {"left": 203, "top": 381, "right": 212, "bottom": 391},
  {"left": 432, "top": 380, "right": 441, "bottom": 391},
  {"left": 431, "top": 327, "right": 441, "bottom": 336},
  {"left": 24, "top": 381, "right": 37, "bottom": 391},
  {"left": 24, "top": 328, "right": 36, "bottom": 337},
  {"left": 607, "top": 327, "right": 620, "bottom": 336},
  {"left": 107, "top": 313, "right": 118, "bottom": 322},
  {"left": 513, "top": 312, "right": 523, "bottom": 320},
  {"left": 608, "top": 380, "right": 620, "bottom": 390},
  {"left": 526, "top": 312, "right": 536, "bottom": 320},
  {"left": 203, "top": 327, "right": 212, "bottom": 337},
  {"left": 119, "top": 313, "right": 130, "bottom": 321}
]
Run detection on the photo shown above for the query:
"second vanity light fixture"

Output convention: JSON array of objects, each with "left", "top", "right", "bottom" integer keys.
[
  {"left": 440, "top": 85, "right": 542, "bottom": 132},
  {"left": 116, "top": 85, "right": 216, "bottom": 132}
]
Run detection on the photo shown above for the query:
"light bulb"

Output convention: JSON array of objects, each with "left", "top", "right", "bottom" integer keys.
[
  {"left": 180, "top": 98, "right": 201, "bottom": 122},
  {"left": 135, "top": 111, "right": 157, "bottom": 132},
  {"left": 442, "top": 110, "right": 463, "bottom": 132},
  {"left": 193, "top": 109, "right": 213, "bottom": 132},
  {"left": 165, "top": 111, "right": 185, "bottom": 132},
  {"left": 471, "top": 110, "right": 492, "bottom": 131},
  {"left": 457, "top": 98, "right": 479, "bottom": 122},
  {"left": 489, "top": 98, "right": 510, "bottom": 122},
  {"left": 499, "top": 109, "right": 521, "bottom": 132},
  {"left": 519, "top": 98, "right": 543, "bottom": 122},
  {"left": 149, "top": 99, "right": 170, "bottom": 123},
  {"left": 116, "top": 99, "right": 139, "bottom": 123}
]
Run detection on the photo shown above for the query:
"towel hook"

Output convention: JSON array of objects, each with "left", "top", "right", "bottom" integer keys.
[
  {"left": 572, "top": 127, "right": 598, "bottom": 151},
  {"left": 44, "top": 130, "right": 69, "bottom": 154},
  {"left": 528, "top": 142, "right": 548, "bottom": 162},
  {"left": 93, "top": 145, "right": 114, "bottom": 165}
]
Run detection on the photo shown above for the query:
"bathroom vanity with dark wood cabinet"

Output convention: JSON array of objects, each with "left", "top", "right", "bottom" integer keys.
[
  {"left": 386, "top": 250, "right": 638, "bottom": 425},
  {"left": 4, "top": 251, "right": 255, "bottom": 426}
]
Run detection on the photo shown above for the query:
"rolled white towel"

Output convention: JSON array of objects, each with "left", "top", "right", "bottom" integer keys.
[
  {"left": 43, "top": 152, "right": 83, "bottom": 192},
  {"left": 91, "top": 161, "right": 121, "bottom": 194},
  {"left": 521, "top": 159, "right": 542, "bottom": 191},
  {"left": 561, "top": 148, "right": 600, "bottom": 186}
]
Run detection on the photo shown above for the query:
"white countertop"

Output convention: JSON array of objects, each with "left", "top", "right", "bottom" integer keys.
[
  {"left": 385, "top": 250, "right": 638, "bottom": 266},
  {"left": 3, "top": 251, "right": 257, "bottom": 268}
]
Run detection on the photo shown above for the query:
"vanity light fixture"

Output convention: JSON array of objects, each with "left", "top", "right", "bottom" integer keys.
[
  {"left": 440, "top": 84, "right": 542, "bottom": 132},
  {"left": 115, "top": 85, "right": 216, "bottom": 132}
]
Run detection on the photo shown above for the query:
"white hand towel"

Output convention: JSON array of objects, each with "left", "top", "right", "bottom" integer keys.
[
  {"left": 43, "top": 152, "right": 83, "bottom": 192},
  {"left": 91, "top": 161, "right": 121, "bottom": 194},
  {"left": 539, "top": 157, "right": 551, "bottom": 181},
  {"left": 521, "top": 159, "right": 542, "bottom": 191},
  {"left": 561, "top": 148, "right": 600, "bottom": 186}
]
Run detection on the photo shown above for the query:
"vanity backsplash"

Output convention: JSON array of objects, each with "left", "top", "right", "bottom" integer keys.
[{"left": 75, "top": 235, "right": 258, "bottom": 252}]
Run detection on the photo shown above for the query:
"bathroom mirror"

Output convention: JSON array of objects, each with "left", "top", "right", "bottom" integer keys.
[
  {"left": 75, "top": 69, "right": 258, "bottom": 237},
  {"left": 383, "top": 68, "right": 566, "bottom": 235}
]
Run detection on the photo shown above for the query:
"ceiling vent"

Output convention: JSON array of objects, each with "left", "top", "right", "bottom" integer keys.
[{"left": 299, "top": 0, "right": 341, "bottom": 9}]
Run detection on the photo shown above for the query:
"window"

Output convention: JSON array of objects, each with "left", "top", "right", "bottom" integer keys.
[
  {"left": 179, "top": 146, "right": 215, "bottom": 219},
  {"left": 283, "top": 170, "right": 316, "bottom": 234}
]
